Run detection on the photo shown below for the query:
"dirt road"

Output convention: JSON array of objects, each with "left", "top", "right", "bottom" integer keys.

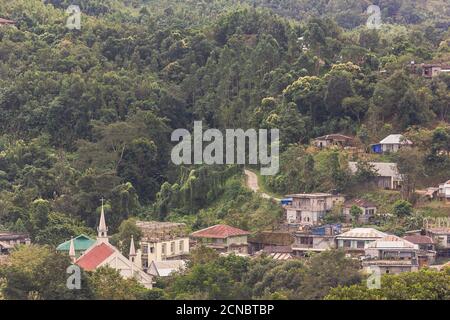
[{"left": 244, "top": 169, "right": 281, "bottom": 201}]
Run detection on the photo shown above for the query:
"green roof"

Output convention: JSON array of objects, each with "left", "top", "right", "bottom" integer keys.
[{"left": 56, "top": 234, "right": 95, "bottom": 251}]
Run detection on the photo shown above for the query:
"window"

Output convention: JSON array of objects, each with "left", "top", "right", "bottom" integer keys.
[
  {"left": 161, "top": 243, "right": 166, "bottom": 255},
  {"left": 344, "top": 240, "right": 351, "bottom": 248},
  {"left": 150, "top": 247, "right": 154, "bottom": 254},
  {"left": 357, "top": 241, "right": 365, "bottom": 249},
  {"left": 170, "top": 241, "right": 175, "bottom": 253},
  {"left": 179, "top": 240, "right": 184, "bottom": 252}
]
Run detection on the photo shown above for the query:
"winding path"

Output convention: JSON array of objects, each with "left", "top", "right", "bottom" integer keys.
[{"left": 244, "top": 169, "right": 281, "bottom": 202}]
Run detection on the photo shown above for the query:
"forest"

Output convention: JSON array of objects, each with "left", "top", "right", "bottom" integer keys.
[{"left": 0, "top": 0, "right": 449, "bottom": 299}]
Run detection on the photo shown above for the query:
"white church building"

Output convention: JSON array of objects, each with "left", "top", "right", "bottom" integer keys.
[{"left": 72, "top": 201, "right": 154, "bottom": 289}]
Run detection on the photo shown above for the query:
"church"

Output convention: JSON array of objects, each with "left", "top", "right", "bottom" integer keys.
[{"left": 64, "top": 201, "right": 154, "bottom": 289}]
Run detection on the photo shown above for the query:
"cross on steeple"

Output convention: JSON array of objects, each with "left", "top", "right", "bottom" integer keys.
[{"left": 97, "top": 197, "right": 108, "bottom": 243}]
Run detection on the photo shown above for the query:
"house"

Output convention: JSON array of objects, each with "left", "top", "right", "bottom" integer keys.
[
  {"left": 148, "top": 260, "right": 186, "bottom": 277},
  {"left": 363, "top": 235, "right": 419, "bottom": 275},
  {"left": 335, "top": 228, "right": 387, "bottom": 254},
  {"left": 284, "top": 193, "right": 345, "bottom": 226},
  {"left": 376, "top": 134, "right": 412, "bottom": 153},
  {"left": 348, "top": 162, "right": 402, "bottom": 189},
  {"left": 56, "top": 234, "right": 95, "bottom": 258},
  {"left": 190, "top": 224, "right": 250, "bottom": 254},
  {"left": 292, "top": 224, "right": 341, "bottom": 256},
  {"left": 426, "top": 227, "right": 450, "bottom": 257},
  {"left": 422, "top": 63, "right": 450, "bottom": 78},
  {"left": 403, "top": 235, "right": 436, "bottom": 266},
  {"left": 0, "top": 18, "right": 16, "bottom": 26},
  {"left": 0, "top": 232, "right": 31, "bottom": 255},
  {"left": 248, "top": 231, "right": 294, "bottom": 255},
  {"left": 135, "top": 221, "right": 190, "bottom": 271},
  {"left": 75, "top": 202, "right": 153, "bottom": 289},
  {"left": 312, "top": 134, "right": 354, "bottom": 149},
  {"left": 438, "top": 180, "right": 450, "bottom": 202},
  {"left": 343, "top": 199, "right": 377, "bottom": 223}
]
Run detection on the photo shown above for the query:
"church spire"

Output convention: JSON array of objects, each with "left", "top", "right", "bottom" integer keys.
[
  {"left": 129, "top": 235, "right": 136, "bottom": 263},
  {"left": 97, "top": 198, "right": 109, "bottom": 243},
  {"left": 69, "top": 237, "right": 76, "bottom": 262}
]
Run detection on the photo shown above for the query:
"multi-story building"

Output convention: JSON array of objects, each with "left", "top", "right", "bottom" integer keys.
[
  {"left": 363, "top": 235, "right": 419, "bottom": 275},
  {"left": 284, "top": 193, "right": 345, "bottom": 226},
  {"left": 136, "top": 221, "right": 190, "bottom": 271},
  {"left": 292, "top": 224, "right": 341, "bottom": 257},
  {"left": 426, "top": 227, "right": 450, "bottom": 257},
  {"left": 190, "top": 224, "right": 249, "bottom": 254},
  {"left": 335, "top": 228, "right": 387, "bottom": 255}
]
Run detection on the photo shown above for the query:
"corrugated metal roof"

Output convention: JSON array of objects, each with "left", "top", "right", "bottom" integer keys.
[
  {"left": 348, "top": 161, "right": 401, "bottom": 179},
  {"left": 191, "top": 224, "right": 250, "bottom": 239},
  {"left": 152, "top": 260, "right": 186, "bottom": 276},
  {"left": 336, "top": 228, "right": 387, "bottom": 239},
  {"left": 403, "top": 235, "right": 434, "bottom": 244},
  {"left": 379, "top": 134, "right": 412, "bottom": 145},
  {"left": 366, "top": 235, "right": 418, "bottom": 249}
]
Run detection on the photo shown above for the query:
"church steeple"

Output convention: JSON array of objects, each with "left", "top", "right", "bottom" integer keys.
[
  {"left": 129, "top": 235, "right": 136, "bottom": 263},
  {"left": 69, "top": 236, "right": 76, "bottom": 262},
  {"left": 97, "top": 198, "right": 109, "bottom": 243}
]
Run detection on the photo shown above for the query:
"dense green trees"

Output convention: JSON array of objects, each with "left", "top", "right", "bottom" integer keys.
[
  {"left": 326, "top": 267, "right": 450, "bottom": 300},
  {"left": 160, "top": 248, "right": 362, "bottom": 300}
]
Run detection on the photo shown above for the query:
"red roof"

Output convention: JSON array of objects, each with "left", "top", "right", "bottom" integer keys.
[
  {"left": 191, "top": 224, "right": 250, "bottom": 239},
  {"left": 0, "top": 18, "right": 15, "bottom": 25},
  {"left": 75, "top": 243, "right": 115, "bottom": 271},
  {"left": 403, "top": 235, "right": 434, "bottom": 245}
]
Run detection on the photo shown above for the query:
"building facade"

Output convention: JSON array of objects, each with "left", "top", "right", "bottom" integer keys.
[
  {"left": 136, "top": 221, "right": 190, "bottom": 271},
  {"left": 284, "top": 193, "right": 345, "bottom": 226},
  {"left": 190, "top": 224, "right": 250, "bottom": 254}
]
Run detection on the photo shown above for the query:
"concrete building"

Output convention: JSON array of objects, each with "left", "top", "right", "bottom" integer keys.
[
  {"left": 292, "top": 224, "right": 341, "bottom": 256},
  {"left": 422, "top": 63, "right": 450, "bottom": 78},
  {"left": 438, "top": 180, "right": 450, "bottom": 202},
  {"left": 426, "top": 227, "right": 450, "bottom": 257},
  {"left": 190, "top": 224, "right": 250, "bottom": 254},
  {"left": 403, "top": 235, "right": 436, "bottom": 266},
  {"left": 136, "top": 221, "right": 190, "bottom": 271},
  {"left": 363, "top": 235, "right": 419, "bottom": 275},
  {"left": 335, "top": 228, "right": 387, "bottom": 255},
  {"left": 284, "top": 193, "right": 345, "bottom": 226},
  {"left": 248, "top": 231, "right": 294, "bottom": 255}
]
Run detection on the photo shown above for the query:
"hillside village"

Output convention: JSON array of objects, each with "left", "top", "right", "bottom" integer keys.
[
  {"left": 1, "top": 132, "right": 449, "bottom": 292},
  {"left": 0, "top": 0, "right": 449, "bottom": 300}
]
